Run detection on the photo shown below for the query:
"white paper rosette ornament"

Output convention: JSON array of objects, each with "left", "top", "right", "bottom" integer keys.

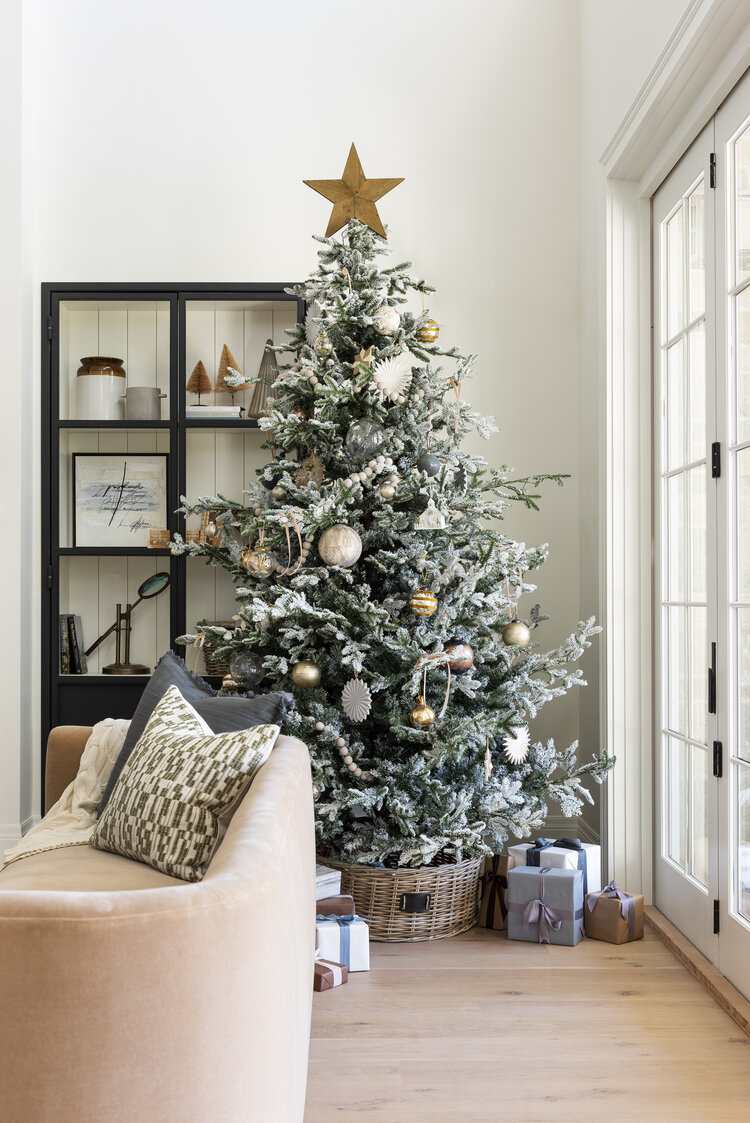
[
  {"left": 371, "top": 355, "right": 411, "bottom": 402},
  {"left": 502, "top": 726, "right": 531, "bottom": 765},
  {"left": 341, "top": 678, "right": 372, "bottom": 723}
]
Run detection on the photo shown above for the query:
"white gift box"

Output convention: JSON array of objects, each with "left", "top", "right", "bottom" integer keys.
[
  {"left": 508, "top": 840, "right": 602, "bottom": 895},
  {"left": 315, "top": 914, "right": 370, "bottom": 972},
  {"left": 315, "top": 863, "right": 342, "bottom": 900}
]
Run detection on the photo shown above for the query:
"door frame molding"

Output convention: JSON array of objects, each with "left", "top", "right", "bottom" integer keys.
[{"left": 602, "top": 0, "right": 750, "bottom": 898}]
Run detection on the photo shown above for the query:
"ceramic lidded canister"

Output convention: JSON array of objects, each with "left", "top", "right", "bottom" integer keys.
[{"left": 76, "top": 356, "right": 125, "bottom": 420}]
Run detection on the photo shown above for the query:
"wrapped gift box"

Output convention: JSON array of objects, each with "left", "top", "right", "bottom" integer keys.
[
  {"left": 313, "top": 954, "right": 349, "bottom": 992},
  {"left": 585, "top": 882, "right": 644, "bottom": 943},
  {"left": 315, "top": 914, "right": 370, "bottom": 972},
  {"left": 508, "top": 838, "right": 601, "bottom": 895},
  {"left": 507, "top": 866, "right": 585, "bottom": 946},
  {"left": 478, "top": 854, "right": 515, "bottom": 930},
  {"left": 316, "top": 863, "right": 342, "bottom": 900},
  {"left": 316, "top": 893, "right": 356, "bottom": 917}
]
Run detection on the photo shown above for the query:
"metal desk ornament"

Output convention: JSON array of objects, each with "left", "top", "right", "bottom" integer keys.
[{"left": 85, "top": 571, "right": 170, "bottom": 674}]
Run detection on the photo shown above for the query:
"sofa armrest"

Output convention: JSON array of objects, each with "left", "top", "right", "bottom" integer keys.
[{"left": 45, "top": 726, "right": 92, "bottom": 812}]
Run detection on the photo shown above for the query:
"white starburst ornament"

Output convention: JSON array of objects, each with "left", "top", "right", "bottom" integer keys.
[
  {"left": 503, "top": 726, "right": 531, "bottom": 765},
  {"left": 371, "top": 355, "right": 412, "bottom": 402},
  {"left": 341, "top": 677, "right": 372, "bottom": 723}
]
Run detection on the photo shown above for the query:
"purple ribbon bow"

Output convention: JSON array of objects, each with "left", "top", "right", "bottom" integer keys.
[
  {"left": 586, "top": 881, "right": 636, "bottom": 940},
  {"left": 522, "top": 867, "right": 563, "bottom": 944},
  {"left": 480, "top": 857, "right": 509, "bottom": 928},
  {"left": 316, "top": 914, "right": 357, "bottom": 969},
  {"left": 527, "top": 837, "right": 588, "bottom": 895}
]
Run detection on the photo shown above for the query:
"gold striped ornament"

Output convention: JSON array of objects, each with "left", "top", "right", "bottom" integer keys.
[
  {"left": 416, "top": 318, "right": 439, "bottom": 344},
  {"left": 409, "top": 588, "right": 438, "bottom": 617}
]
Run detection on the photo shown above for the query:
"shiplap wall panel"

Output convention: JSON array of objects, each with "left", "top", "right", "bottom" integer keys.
[
  {"left": 64, "top": 308, "right": 99, "bottom": 420},
  {"left": 185, "top": 304, "right": 216, "bottom": 406}
]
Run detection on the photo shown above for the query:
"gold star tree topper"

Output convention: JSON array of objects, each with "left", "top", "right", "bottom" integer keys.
[{"left": 304, "top": 144, "right": 404, "bottom": 239}]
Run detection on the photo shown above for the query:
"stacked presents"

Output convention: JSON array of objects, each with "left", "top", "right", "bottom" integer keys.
[
  {"left": 478, "top": 838, "right": 644, "bottom": 946},
  {"left": 314, "top": 864, "right": 370, "bottom": 992}
]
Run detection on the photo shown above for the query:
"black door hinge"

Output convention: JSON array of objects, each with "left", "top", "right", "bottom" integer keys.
[
  {"left": 708, "top": 642, "right": 717, "bottom": 714},
  {"left": 713, "top": 740, "right": 723, "bottom": 778},
  {"left": 46, "top": 317, "right": 54, "bottom": 341},
  {"left": 47, "top": 565, "right": 53, "bottom": 589},
  {"left": 710, "top": 153, "right": 717, "bottom": 188},
  {"left": 714, "top": 899, "right": 720, "bottom": 934},
  {"left": 712, "top": 441, "right": 721, "bottom": 478}
]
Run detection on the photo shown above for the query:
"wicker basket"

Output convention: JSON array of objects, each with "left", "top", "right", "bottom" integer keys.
[
  {"left": 200, "top": 620, "right": 235, "bottom": 678},
  {"left": 318, "top": 855, "right": 481, "bottom": 942}
]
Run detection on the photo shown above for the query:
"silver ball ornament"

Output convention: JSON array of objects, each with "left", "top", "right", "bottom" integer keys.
[
  {"left": 345, "top": 417, "right": 387, "bottom": 461},
  {"left": 502, "top": 619, "right": 531, "bottom": 647},
  {"left": 229, "top": 650, "right": 265, "bottom": 689},
  {"left": 373, "top": 306, "right": 401, "bottom": 335}
]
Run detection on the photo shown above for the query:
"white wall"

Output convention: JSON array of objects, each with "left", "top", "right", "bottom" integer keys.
[
  {"left": 1, "top": 0, "right": 692, "bottom": 840},
  {"left": 577, "top": 0, "right": 689, "bottom": 834}
]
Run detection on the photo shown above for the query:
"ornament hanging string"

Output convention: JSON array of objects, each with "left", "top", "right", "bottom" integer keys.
[
  {"left": 414, "top": 651, "right": 451, "bottom": 718},
  {"left": 192, "top": 631, "right": 206, "bottom": 673},
  {"left": 441, "top": 373, "right": 473, "bottom": 433},
  {"left": 282, "top": 508, "right": 304, "bottom": 571}
]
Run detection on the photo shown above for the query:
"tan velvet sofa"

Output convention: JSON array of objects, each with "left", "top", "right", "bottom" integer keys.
[{"left": 0, "top": 726, "right": 315, "bottom": 1123}]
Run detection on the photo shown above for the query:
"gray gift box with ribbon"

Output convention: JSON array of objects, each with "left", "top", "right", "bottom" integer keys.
[{"left": 507, "top": 866, "right": 585, "bottom": 946}]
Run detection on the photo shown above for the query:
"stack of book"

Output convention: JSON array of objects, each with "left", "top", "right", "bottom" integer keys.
[
  {"left": 185, "top": 405, "right": 246, "bottom": 419},
  {"left": 59, "top": 614, "right": 88, "bottom": 674}
]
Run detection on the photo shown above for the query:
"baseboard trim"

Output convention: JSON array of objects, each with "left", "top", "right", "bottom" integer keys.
[
  {"left": 645, "top": 906, "right": 750, "bottom": 1037},
  {"left": 0, "top": 815, "right": 40, "bottom": 849}
]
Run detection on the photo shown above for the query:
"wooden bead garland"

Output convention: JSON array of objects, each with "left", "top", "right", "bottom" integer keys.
[{"left": 301, "top": 714, "right": 372, "bottom": 780}]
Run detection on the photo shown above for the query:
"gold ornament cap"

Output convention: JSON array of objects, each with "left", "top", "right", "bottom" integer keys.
[
  {"left": 502, "top": 619, "right": 531, "bottom": 647},
  {"left": 410, "top": 695, "right": 436, "bottom": 728}
]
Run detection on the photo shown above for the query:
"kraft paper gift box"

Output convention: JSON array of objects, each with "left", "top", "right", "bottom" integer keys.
[
  {"left": 507, "top": 866, "right": 585, "bottom": 946},
  {"left": 478, "top": 854, "right": 516, "bottom": 930},
  {"left": 316, "top": 893, "right": 356, "bottom": 917},
  {"left": 508, "top": 838, "right": 602, "bottom": 895},
  {"left": 316, "top": 863, "right": 342, "bottom": 899},
  {"left": 585, "top": 882, "right": 645, "bottom": 943},
  {"left": 315, "top": 914, "right": 370, "bottom": 972},
  {"left": 313, "top": 952, "right": 349, "bottom": 992}
]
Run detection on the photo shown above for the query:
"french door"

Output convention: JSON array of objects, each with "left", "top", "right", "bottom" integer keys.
[{"left": 654, "top": 69, "right": 750, "bottom": 997}]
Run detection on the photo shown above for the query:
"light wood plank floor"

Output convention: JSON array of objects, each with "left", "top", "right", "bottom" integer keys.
[{"left": 305, "top": 926, "right": 750, "bottom": 1123}]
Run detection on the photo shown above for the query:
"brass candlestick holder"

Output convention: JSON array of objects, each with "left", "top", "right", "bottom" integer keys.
[{"left": 85, "top": 571, "right": 170, "bottom": 675}]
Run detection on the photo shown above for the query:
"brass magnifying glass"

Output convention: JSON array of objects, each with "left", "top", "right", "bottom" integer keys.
[{"left": 85, "top": 571, "right": 170, "bottom": 675}]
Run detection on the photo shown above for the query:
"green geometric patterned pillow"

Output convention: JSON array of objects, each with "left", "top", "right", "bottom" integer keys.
[{"left": 90, "top": 685, "right": 280, "bottom": 882}]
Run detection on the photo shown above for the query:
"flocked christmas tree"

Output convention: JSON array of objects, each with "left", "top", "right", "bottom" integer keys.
[{"left": 173, "top": 148, "right": 613, "bottom": 867}]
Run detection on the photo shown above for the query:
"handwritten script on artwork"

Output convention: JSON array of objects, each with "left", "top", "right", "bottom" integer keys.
[{"left": 74, "top": 455, "right": 168, "bottom": 547}]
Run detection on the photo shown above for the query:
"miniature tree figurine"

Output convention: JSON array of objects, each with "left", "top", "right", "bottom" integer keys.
[
  {"left": 215, "top": 343, "right": 251, "bottom": 397},
  {"left": 186, "top": 360, "right": 212, "bottom": 405}
]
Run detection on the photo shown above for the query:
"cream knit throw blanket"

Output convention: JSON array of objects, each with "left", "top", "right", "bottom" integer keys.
[{"left": 2, "top": 717, "right": 130, "bottom": 868}]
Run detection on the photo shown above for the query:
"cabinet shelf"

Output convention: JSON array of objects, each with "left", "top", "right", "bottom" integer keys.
[
  {"left": 57, "top": 674, "right": 151, "bottom": 685},
  {"left": 185, "top": 418, "right": 261, "bottom": 428},
  {"left": 58, "top": 420, "right": 173, "bottom": 430},
  {"left": 57, "top": 547, "right": 174, "bottom": 557}
]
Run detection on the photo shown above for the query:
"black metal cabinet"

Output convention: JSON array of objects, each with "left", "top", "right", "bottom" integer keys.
[{"left": 41, "top": 283, "right": 303, "bottom": 800}]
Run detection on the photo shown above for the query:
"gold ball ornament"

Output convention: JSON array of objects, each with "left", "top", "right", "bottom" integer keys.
[
  {"left": 380, "top": 483, "right": 396, "bottom": 499},
  {"left": 312, "top": 783, "right": 321, "bottom": 802},
  {"left": 221, "top": 673, "right": 241, "bottom": 693},
  {"left": 416, "top": 319, "right": 439, "bottom": 344},
  {"left": 318, "top": 524, "right": 362, "bottom": 568},
  {"left": 289, "top": 408, "right": 309, "bottom": 420},
  {"left": 272, "top": 485, "right": 287, "bottom": 501},
  {"left": 314, "top": 332, "right": 333, "bottom": 357},
  {"left": 502, "top": 619, "right": 531, "bottom": 647},
  {"left": 410, "top": 695, "right": 435, "bottom": 728},
  {"left": 291, "top": 659, "right": 322, "bottom": 689},
  {"left": 242, "top": 546, "right": 276, "bottom": 580},
  {"left": 409, "top": 588, "right": 438, "bottom": 617}
]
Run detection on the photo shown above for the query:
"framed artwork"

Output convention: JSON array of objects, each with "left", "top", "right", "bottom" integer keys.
[{"left": 73, "top": 454, "right": 168, "bottom": 547}]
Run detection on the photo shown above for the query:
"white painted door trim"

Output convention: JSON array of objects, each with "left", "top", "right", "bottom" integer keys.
[{"left": 601, "top": 0, "right": 750, "bottom": 897}]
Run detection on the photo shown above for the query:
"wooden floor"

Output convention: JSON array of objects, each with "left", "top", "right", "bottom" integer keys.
[{"left": 305, "top": 925, "right": 750, "bottom": 1123}]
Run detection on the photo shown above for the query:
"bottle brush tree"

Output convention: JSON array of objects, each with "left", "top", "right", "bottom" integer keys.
[{"left": 173, "top": 218, "right": 613, "bottom": 867}]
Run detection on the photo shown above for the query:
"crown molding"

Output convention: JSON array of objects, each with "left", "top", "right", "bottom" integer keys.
[{"left": 601, "top": 0, "right": 750, "bottom": 194}]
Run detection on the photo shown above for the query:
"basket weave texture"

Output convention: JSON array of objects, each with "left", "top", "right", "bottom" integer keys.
[{"left": 318, "top": 855, "right": 481, "bottom": 942}]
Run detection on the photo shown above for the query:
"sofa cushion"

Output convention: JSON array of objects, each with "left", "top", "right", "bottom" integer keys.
[
  {"left": 91, "top": 686, "right": 280, "bottom": 882},
  {"left": 98, "top": 650, "right": 292, "bottom": 815},
  {"left": 0, "top": 843, "right": 185, "bottom": 891}
]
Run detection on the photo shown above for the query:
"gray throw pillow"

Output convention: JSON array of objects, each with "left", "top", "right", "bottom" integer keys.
[{"left": 97, "top": 651, "right": 292, "bottom": 815}]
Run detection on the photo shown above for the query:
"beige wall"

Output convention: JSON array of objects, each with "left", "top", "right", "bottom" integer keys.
[{"left": 0, "top": 0, "right": 691, "bottom": 838}]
